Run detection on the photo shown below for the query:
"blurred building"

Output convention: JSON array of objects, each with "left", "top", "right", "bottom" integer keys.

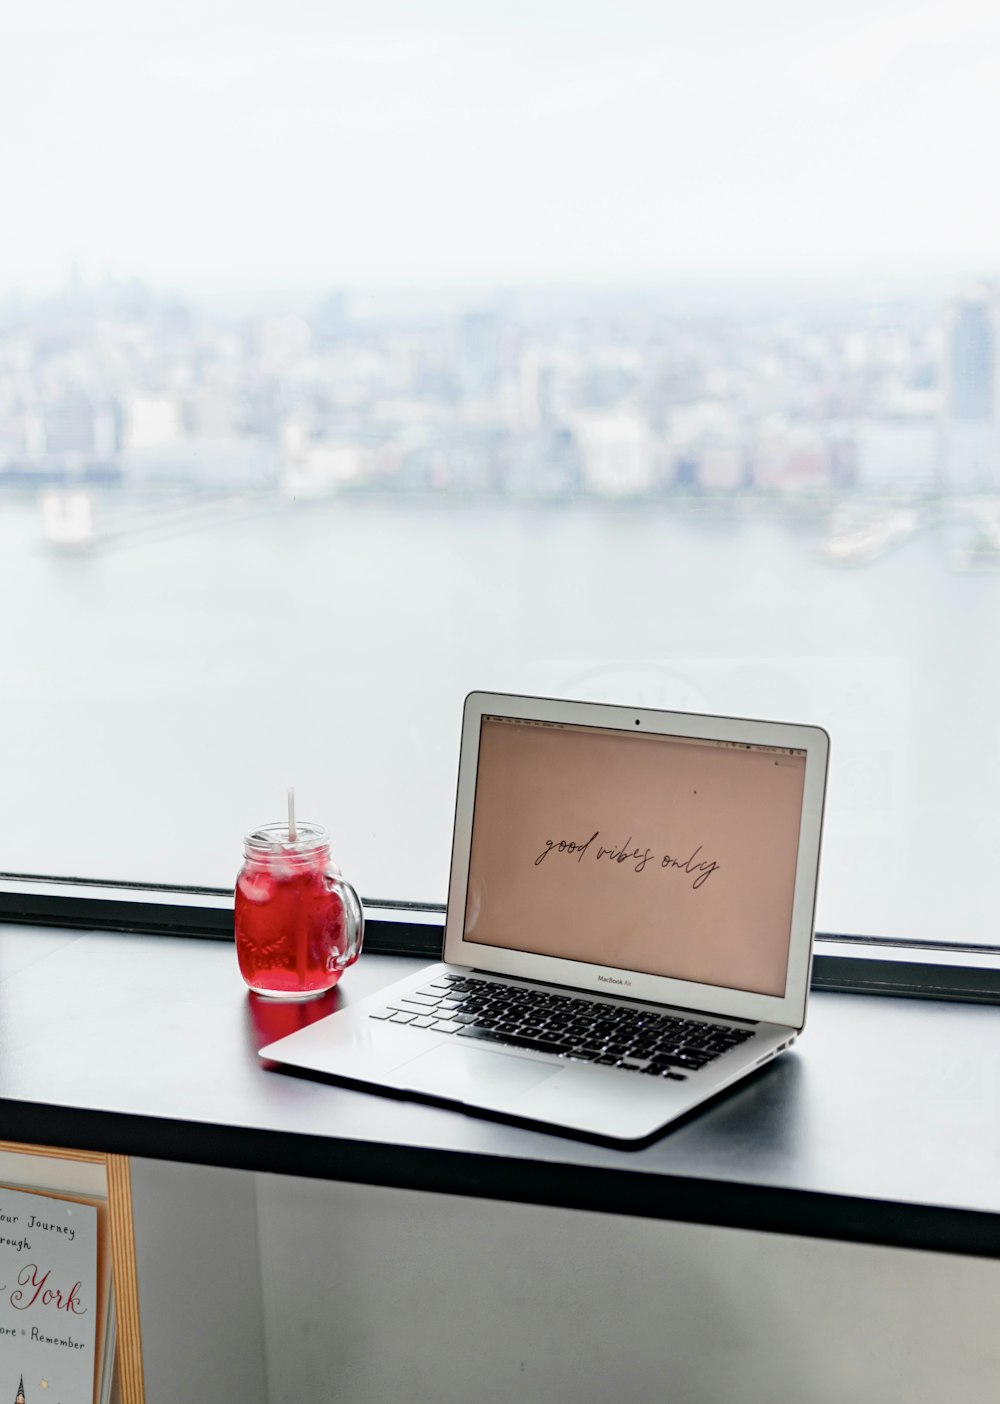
[
  {"left": 518, "top": 349, "right": 578, "bottom": 431},
  {"left": 852, "top": 420, "right": 937, "bottom": 495},
  {"left": 282, "top": 422, "right": 373, "bottom": 498},
  {"left": 120, "top": 435, "right": 279, "bottom": 490},
  {"left": 457, "top": 310, "right": 502, "bottom": 401},
  {"left": 254, "top": 314, "right": 311, "bottom": 371},
  {"left": 572, "top": 409, "right": 655, "bottom": 496},
  {"left": 942, "top": 283, "right": 998, "bottom": 492},
  {"left": 26, "top": 390, "right": 121, "bottom": 471},
  {"left": 665, "top": 401, "right": 746, "bottom": 491},
  {"left": 183, "top": 381, "right": 237, "bottom": 438},
  {"left": 504, "top": 428, "right": 581, "bottom": 497},
  {"left": 125, "top": 394, "right": 182, "bottom": 451},
  {"left": 698, "top": 439, "right": 746, "bottom": 491},
  {"left": 42, "top": 388, "right": 97, "bottom": 455}
]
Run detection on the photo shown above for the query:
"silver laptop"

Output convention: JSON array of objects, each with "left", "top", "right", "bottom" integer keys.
[{"left": 260, "top": 691, "right": 829, "bottom": 1142}]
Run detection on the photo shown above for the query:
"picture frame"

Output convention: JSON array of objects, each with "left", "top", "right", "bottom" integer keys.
[{"left": 0, "top": 1140, "right": 144, "bottom": 1404}]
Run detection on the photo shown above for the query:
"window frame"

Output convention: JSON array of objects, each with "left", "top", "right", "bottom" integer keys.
[{"left": 2, "top": 873, "right": 998, "bottom": 1005}]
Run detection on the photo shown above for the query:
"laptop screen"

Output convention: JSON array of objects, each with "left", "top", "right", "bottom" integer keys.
[{"left": 463, "top": 714, "right": 808, "bottom": 999}]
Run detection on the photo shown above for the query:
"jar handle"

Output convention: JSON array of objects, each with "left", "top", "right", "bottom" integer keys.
[{"left": 328, "top": 876, "right": 364, "bottom": 969}]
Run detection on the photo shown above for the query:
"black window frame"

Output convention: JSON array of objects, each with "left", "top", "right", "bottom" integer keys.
[{"left": 2, "top": 873, "right": 999, "bottom": 1006}]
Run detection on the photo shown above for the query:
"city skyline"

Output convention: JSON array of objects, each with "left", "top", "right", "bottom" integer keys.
[{"left": 3, "top": 273, "right": 999, "bottom": 520}]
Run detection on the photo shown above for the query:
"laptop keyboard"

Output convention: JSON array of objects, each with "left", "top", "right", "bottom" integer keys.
[{"left": 370, "top": 974, "right": 755, "bottom": 1080}]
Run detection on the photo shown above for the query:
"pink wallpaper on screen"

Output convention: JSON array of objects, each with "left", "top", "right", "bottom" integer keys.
[{"left": 464, "top": 719, "right": 808, "bottom": 998}]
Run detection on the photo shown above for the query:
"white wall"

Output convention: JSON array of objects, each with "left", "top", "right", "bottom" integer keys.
[
  {"left": 130, "top": 1158, "right": 267, "bottom": 1404},
  {"left": 130, "top": 1158, "right": 1000, "bottom": 1404}
]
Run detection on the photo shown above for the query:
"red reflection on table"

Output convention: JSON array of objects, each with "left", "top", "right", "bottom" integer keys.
[{"left": 247, "top": 987, "right": 342, "bottom": 1063}]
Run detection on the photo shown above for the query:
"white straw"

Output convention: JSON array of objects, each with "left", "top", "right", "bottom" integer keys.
[{"left": 287, "top": 786, "right": 297, "bottom": 843}]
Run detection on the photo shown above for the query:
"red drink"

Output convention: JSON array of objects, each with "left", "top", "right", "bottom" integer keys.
[{"left": 235, "top": 822, "right": 363, "bottom": 1000}]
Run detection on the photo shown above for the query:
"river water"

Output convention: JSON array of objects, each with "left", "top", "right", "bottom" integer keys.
[{"left": 1, "top": 489, "right": 997, "bottom": 945}]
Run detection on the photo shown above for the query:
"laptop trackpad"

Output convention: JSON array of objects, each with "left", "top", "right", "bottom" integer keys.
[{"left": 396, "top": 1044, "right": 561, "bottom": 1102}]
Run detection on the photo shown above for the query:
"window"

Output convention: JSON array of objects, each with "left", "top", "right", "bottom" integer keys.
[{"left": 3, "top": 1, "right": 999, "bottom": 947}]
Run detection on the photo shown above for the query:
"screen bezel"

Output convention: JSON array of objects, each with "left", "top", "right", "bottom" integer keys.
[{"left": 442, "top": 690, "right": 829, "bottom": 1031}]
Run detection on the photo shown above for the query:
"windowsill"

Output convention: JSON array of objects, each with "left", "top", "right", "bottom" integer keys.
[
  {"left": 3, "top": 875, "right": 999, "bottom": 1003},
  {"left": 1, "top": 920, "right": 999, "bottom": 1260},
  {"left": 811, "top": 934, "right": 1000, "bottom": 1002}
]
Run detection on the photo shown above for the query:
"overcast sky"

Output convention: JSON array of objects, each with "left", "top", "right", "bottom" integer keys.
[{"left": 4, "top": 0, "right": 999, "bottom": 294}]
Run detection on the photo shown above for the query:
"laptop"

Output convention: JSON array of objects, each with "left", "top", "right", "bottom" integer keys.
[{"left": 260, "top": 691, "right": 829, "bottom": 1143}]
